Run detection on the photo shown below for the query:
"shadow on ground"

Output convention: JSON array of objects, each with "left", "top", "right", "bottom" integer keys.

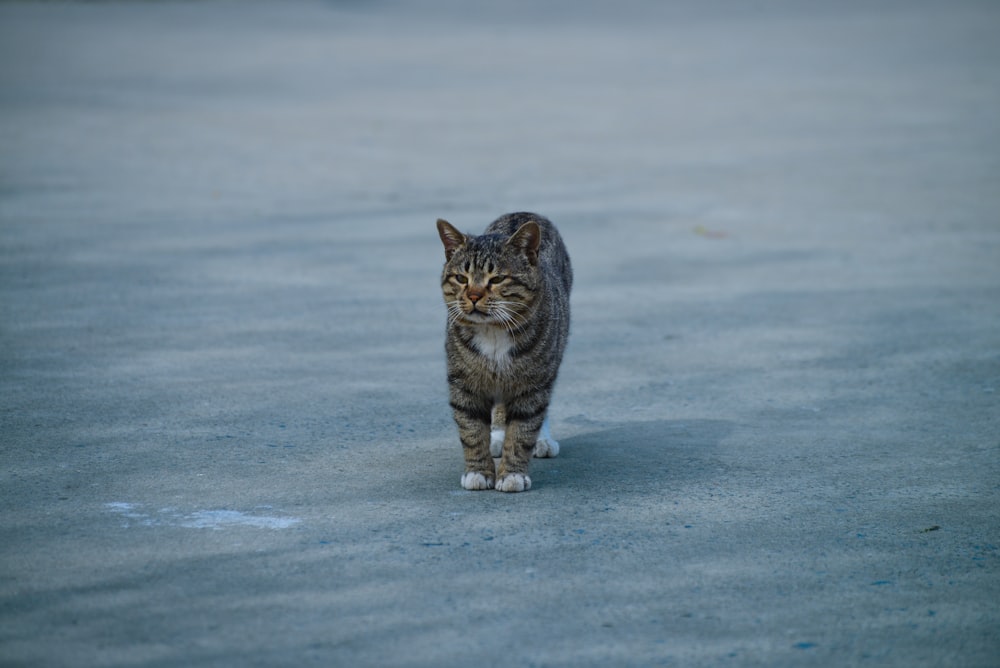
[{"left": 538, "top": 419, "right": 735, "bottom": 492}]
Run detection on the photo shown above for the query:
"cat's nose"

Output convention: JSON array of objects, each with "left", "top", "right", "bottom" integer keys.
[{"left": 467, "top": 287, "right": 485, "bottom": 302}]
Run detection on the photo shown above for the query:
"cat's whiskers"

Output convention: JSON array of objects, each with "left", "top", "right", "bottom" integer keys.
[
  {"left": 487, "top": 301, "right": 526, "bottom": 336},
  {"left": 491, "top": 310, "right": 516, "bottom": 337},
  {"left": 445, "top": 299, "right": 465, "bottom": 328}
]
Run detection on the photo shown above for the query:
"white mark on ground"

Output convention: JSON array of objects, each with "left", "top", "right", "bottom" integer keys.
[
  {"left": 105, "top": 502, "right": 300, "bottom": 530},
  {"left": 180, "top": 510, "right": 299, "bottom": 530}
]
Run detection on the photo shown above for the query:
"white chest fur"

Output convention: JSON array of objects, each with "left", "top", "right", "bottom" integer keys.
[{"left": 471, "top": 327, "right": 515, "bottom": 366}]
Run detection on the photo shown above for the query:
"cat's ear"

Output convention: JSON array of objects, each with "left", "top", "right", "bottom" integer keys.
[
  {"left": 507, "top": 221, "right": 541, "bottom": 265},
  {"left": 436, "top": 219, "right": 466, "bottom": 261}
]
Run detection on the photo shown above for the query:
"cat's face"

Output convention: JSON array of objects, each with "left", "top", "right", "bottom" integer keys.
[{"left": 437, "top": 219, "right": 541, "bottom": 331}]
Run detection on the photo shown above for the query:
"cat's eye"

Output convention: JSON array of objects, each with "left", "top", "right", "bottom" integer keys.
[
  {"left": 488, "top": 275, "right": 508, "bottom": 285},
  {"left": 453, "top": 274, "right": 468, "bottom": 284}
]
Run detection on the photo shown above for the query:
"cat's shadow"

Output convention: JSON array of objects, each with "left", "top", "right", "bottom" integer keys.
[{"left": 535, "top": 418, "right": 734, "bottom": 492}]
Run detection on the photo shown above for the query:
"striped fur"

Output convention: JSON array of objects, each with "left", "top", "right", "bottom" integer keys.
[{"left": 436, "top": 212, "right": 572, "bottom": 492}]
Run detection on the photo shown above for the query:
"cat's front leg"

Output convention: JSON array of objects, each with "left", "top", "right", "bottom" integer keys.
[
  {"left": 450, "top": 390, "right": 495, "bottom": 490},
  {"left": 496, "top": 405, "right": 547, "bottom": 493}
]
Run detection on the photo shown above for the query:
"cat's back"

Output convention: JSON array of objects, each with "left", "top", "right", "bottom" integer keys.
[{"left": 484, "top": 212, "right": 572, "bottom": 293}]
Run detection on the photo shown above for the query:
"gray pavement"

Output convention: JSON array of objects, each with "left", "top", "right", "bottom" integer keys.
[{"left": 2, "top": 1, "right": 999, "bottom": 666}]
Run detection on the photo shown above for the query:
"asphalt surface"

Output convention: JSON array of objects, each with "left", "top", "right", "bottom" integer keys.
[{"left": 1, "top": 1, "right": 999, "bottom": 666}]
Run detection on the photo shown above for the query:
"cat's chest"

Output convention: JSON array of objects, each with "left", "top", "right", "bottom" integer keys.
[{"left": 470, "top": 327, "right": 515, "bottom": 366}]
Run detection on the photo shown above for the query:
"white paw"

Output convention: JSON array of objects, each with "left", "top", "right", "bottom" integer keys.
[
  {"left": 461, "top": 472, "right": 494, "bottom": 490},
  {"left": 533, "top": 418, "right": 560, "bottom": 458},
  {"left": 533, "top": 435, "right": 559, "bottom": 458},
  {"left": 490, "top": 429, "right": 505, "bottom": 458},
  {"left": 496, "top": 473, "right": 531, "bottom": 493}
]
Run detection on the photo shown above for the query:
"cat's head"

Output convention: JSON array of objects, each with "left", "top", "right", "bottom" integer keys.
[{"left": 436, "top": 218, "right": 541, "bottom": 330}]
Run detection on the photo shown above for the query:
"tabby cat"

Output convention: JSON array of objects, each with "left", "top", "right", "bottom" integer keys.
[{"left": 436, "top": 212, "right": 572, "bottom": 492}]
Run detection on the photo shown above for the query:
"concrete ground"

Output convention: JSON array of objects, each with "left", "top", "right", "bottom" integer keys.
[{"left": 1, "top": 1, "right": 998, "bottom": 666}]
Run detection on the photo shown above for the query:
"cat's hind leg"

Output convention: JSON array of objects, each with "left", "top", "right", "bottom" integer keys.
[
  {"left": 532, "top": 416, "right": 560, "bottom": 458},
  {"left": 490, "top": 428, "right": 505, "bottom": 458},
  {"left": 491, "top": 405, "right": 558, "bottom": 459},
  {"left": 490, "top": 404, "right": 506, "bottom": 458}
]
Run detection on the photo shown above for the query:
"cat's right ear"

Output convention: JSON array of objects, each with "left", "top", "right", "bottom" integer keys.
[{"left": 437, "top": 219, "right": 466, "bottom": 261}]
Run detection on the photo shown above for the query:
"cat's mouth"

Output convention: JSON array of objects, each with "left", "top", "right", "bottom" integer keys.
[
  {"left": 463, "top": 300, "right": 522, "bottom": 329},
  {"left": 462, "top": 304, "right": 498, "bottom": 324},
  {"left": 465, "top": 306, "right": 489, "bottom": 319}
]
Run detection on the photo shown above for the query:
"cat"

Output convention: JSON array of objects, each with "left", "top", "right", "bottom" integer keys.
[{"left": 436, "top": 212, "right": 572, "bottom": 492}]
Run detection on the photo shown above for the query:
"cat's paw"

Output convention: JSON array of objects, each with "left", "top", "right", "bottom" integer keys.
[
  {"left": 495, "top": 473, "right": 531, "bottom": 493},
  {"left": 489, "top": 428, "right": 505, "bottom": 458},
  {"left": 461, "top": 471, "right": 495, "bottom": 491},
  {"left": 533, "top": 434, "right": 560, "bottom": 458}
]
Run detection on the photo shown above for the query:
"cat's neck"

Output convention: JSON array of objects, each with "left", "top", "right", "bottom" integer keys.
[{"left": 467, "top": 323, "right": 516, "bottom": 367}]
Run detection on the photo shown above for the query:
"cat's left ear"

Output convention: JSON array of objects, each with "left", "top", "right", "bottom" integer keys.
[
  {"left": 437, "top": 219, "right": 466, "bottom": 261},
  {"left": 507, "top": 221, "right": 541, "bottom": 265}
]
